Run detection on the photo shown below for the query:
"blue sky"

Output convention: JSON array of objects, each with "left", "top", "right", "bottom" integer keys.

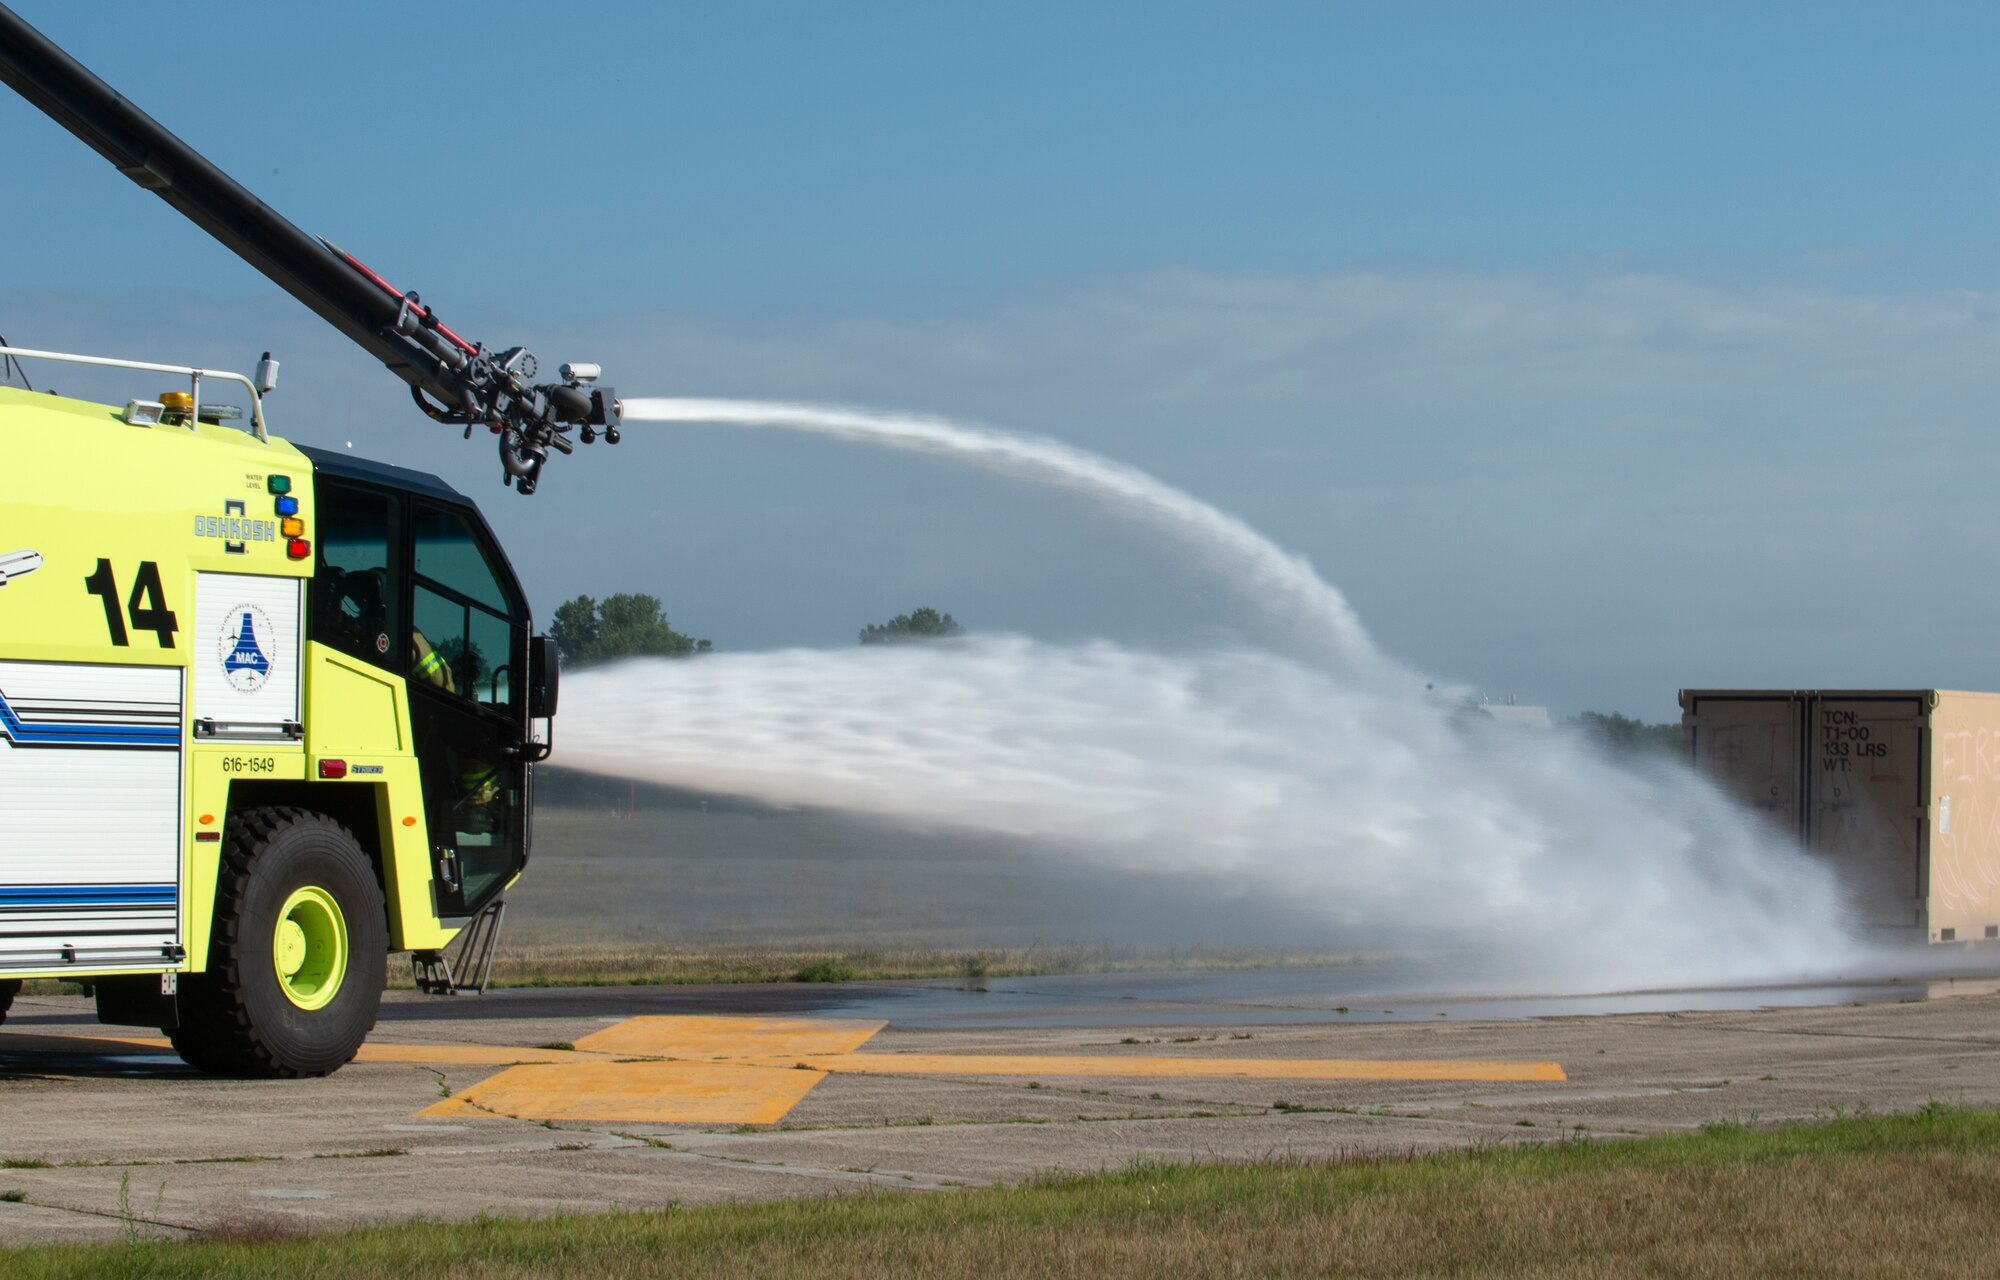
[{"left": 8, "top": 2, "right": 2000, "bottom": 716}]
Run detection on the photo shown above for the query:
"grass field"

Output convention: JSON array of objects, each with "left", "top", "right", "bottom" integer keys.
[
  {"left": 402, "top": 940, "right": 1373, "bottom": 989},
  {"left": 24, "top": 943, "right": 1361, "bottom": 1000},
  {"left": 400, "top": 799, "right": 1379, "bottom": 989},
  {"left": 5, "top": 1105, "right": 1993, "bottom": 1278}
]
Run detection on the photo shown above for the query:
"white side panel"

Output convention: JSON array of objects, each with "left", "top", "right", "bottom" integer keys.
[
  {"left": 0, "top": 660, "right": 182, "bottom": 971},
  {"left": 192, "top": 572, "right": 302, "bottom": 741}
]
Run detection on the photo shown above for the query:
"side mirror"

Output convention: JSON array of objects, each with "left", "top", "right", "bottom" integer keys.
[{"left": 529, "top": 635, "right": 560, "bottom": 720}]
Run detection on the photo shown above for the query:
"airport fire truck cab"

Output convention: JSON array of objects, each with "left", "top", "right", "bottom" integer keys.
[
  {"left": 0, "top": 4, "right": 624, "bottom": 1075},
  {"left": 0, "top": 354, "right": 558, "bottom": 1074}
]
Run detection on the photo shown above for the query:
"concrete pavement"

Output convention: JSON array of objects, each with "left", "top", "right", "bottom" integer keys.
[{"left": 2, "top": 977, "right": 1997, "bottom": 1245}]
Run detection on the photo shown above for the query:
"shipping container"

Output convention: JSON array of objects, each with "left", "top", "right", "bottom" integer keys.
[{"left": 1680, "top": 689, "right": 2000, "bottom": 944}]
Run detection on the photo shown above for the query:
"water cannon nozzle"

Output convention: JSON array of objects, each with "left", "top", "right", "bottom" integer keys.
[{"left": 548, "top": 384, "right": 592, "bottom": 421}]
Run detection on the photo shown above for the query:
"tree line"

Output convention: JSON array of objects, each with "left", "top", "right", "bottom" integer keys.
[
  {"left": 548, "top": 597, "right": 1680, "bottom": 763},
  {"left": 550, "top": 595, "right": 962, "bottom": 668},
  {"left": 1563, "top": 710, "right": 1683, "bottom": 757}
]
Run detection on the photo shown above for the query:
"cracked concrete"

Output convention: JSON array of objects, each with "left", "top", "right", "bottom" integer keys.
[{"left": 3, "top": 978, "right": 1998, "bottom": 1244}]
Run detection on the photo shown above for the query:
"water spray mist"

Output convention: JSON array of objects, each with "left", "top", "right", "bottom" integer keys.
[{"left": 548, "top": 397, "right": 1865, "bottom": 993}]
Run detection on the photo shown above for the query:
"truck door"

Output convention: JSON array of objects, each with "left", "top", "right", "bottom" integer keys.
[
  {"left": 405, "top": 501, "right": 528, "bottom": 917},
  {"left": 1807, "top": 695, "right": 1926, "bottom": 933},
  {"left": 1686, "top": 694, "right": 1807, "bottom": 844}
]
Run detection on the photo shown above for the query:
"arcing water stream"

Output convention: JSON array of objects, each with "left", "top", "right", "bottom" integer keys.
[
  {"left": 620, "top": 399, "right": 1379, "bottom": 668},
  {"left": 552, "top": 397, "right": 1859, "bottom": 992}
]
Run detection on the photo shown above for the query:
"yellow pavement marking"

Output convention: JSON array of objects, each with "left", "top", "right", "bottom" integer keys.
[
  {"left": 40, "top": 1034, "right": 606, "bottom": 1067},
  {"left": 10, "top": 1016, "right": 1566, "bottom": 1126},
  {"left": 775, "top": 1053, "right": 1566, "bottom": 1082},
  {"left": 421, "top": 1061, "right": 825, "bottom": 1125},
  {"left": 352, "top": 1042, "right": 606, "bottom": 1066},
  {"left": 573, "top": 1015, "right": 886, "bottom": 1060},
  {"left": 416, "top": 1016, "right": 1566, "bottom": 1125},
  {"left": 51, "top": 1033, "right": 175, "bottom": 1052}
]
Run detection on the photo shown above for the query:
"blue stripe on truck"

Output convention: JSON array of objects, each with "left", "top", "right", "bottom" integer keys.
[
  {"left": 0, "top": 884, "right": 177, "bottom": 906},
  {"left": 0, "top": 689, "right": 179, "bottom": 748}
]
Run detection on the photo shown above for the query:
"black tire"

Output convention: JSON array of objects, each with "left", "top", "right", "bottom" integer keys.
[
  {"left": 169, "top": 807, "right": 386, "bottom": 1077},
  {"left": 0, "top": 978, "right": 19, "bottom": 1026}
]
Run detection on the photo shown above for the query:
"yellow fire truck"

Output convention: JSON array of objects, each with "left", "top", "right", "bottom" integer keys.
[{"left": 0, "top": 7, "right": 620, "bottom": 1074}]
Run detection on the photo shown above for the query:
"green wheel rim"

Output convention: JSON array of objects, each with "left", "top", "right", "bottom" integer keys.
[{"left": 272, "top": 885, "right": 348, "bottom": 1010}]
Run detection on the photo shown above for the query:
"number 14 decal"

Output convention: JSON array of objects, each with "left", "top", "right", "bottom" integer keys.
[{"left": 84, "top": 558, "right": 179, "bottom": 648}]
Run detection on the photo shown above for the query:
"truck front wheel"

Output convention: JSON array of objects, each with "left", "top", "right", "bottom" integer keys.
[
  {"left": 170, "top": 807, "right": 386, "bottom": 1077},
  {"left": 0, "top": 978, "right": 18, "bottom": 1026}
]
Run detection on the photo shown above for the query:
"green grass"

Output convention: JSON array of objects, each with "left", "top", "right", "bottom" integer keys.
[
  {"left": 789, "top": 958, "right": 856, "bottom": 983},
  {"left": 4, "top": 1105, "right": 1997, "bottom": 1277}
]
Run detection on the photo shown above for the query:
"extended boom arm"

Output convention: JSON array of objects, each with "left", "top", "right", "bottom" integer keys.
[{"left": 0, "top": 4, "right": 619, "bottom": 494}]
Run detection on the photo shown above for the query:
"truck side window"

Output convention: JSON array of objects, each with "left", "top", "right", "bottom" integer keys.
[
  {"left": 410, "top": 503, "right": 521, "bottom": 711},
  {"left": 310, "top": 481, "right": 402, "bottom": 671}
]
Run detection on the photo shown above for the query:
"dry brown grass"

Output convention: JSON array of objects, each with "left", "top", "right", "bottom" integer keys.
[
  {"left": 187, "top": 1214, "right": 313, "bottom": 1246},
  {"left": 386, "top": 940, "right": 1372, "bottom": 989},
  {"left": 6, "top": 1105, "right": 1995, "bottom": 1278}
]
